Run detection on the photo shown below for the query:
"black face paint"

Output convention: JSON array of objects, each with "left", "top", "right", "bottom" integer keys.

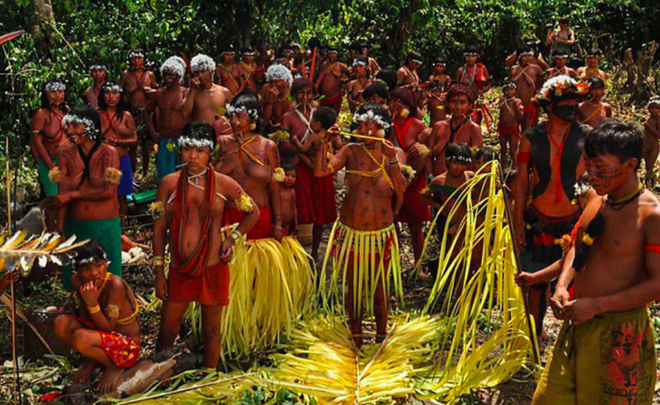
[{"left": 553, "top": 104, "right": 578, "bottom": 122}]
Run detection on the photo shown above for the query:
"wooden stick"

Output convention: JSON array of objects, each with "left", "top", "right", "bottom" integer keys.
[
  {"left": 497, "top": 163, "right": 541, "bottom": 366},
  {"left": 0, "top": 294, "right": 55, "bottom": 356},
  {"left": 309, "top": 48, "right": 318, "bottom": 82}
]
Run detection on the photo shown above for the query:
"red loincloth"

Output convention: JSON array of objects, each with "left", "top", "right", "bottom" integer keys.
[
  {"left": 168, "top": 262, "right": 230, "bottom": 306},
  {"left": 320, "top": 92, "right": 343, "bottom": 113},
  {"left": 295, "top": 163, "right": 338, "bottom": 225},
  {"left": 396, "top": 171, "right": 431, "bottom": 224},
  {"left": 99, "top": 331, "right": 140, "bottom": 368},
  {"left": 223, "top": 206, "right": 272, "bottom": 240},
  {"left": 498, "top": 125, "right": 518, "bottom": 137}
]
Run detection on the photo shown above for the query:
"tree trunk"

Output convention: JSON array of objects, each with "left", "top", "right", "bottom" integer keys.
[{"left": 32, "top": 0, "right": 57, "bottom": 53}]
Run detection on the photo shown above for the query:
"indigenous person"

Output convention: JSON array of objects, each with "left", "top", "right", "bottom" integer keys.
[
  {"left": 146, "top": 56, "right": 189, "bottom": 180},
  {"left": 546, "top": 16, "right": 578, "bottom": 57},
  {"left": 54, "top": 241, "right": 140, "bottom": 393},
  {"left": 315, "top": 46, "right": 348, "bottom": 114},
  {"left": 261, "top": 64, "right": 294, "bottom": 133},
  {"left": 315, "top": 102, "right": 409, "bottom": 347},
  {"left": 533, "top": 120, "right": 659, "bottom": 404},
  {"left": 120, "top": 49, "right": 157, "bottom": 177},
  {"left": 85, "top": 63, "right": 108, "bottom": 110},
  {"left": 509, "top": 46, "right": 545, "bottom": 131},
  {"left": 153, "top": 122, "right": 258, "bottom": 369},
  {"left": 98, "top": 82, "right": 138, "bottom": 215},
  {"left": 183, "top": 54, "right": 233, "bottom": 125},
  {"left": 32, "top": 81, "right": 71, "bottom": 230},
  {"left": 346, "top": 56, "right": 373, "bottom": 113},
  {"left": 474, "top": 146, "right": 497, "bottom": 171},
  {"left": 291, "top": 107, "right": 342, "bottom": 260},
  {"left": 498, "top": 81, "right": 524, "bottom": 166},
  {"left": 216, "top": 46, "right": 239, "bottom": 95},
  {"left": 429, "top": 84, "right": 484, "bottom": 175},
  {"left": 389, "top": 88, "right": 431, "bottom": 266},
  {"left": 48, "top": 105, "right": 122, "bottom": 291},
  {"left": 577, "top": 49, "right": 607, "bottom": 82},
  {"left": 642, "top": 96, "right": 660, "bottom": 186},
  {"left": 514, "top": 76, "right": 590, "bottom": 340},
  {"left": 545, "top": 49, "right": 578, "bottom": 79},
  {"left": 234, "top": 46, "right": 258, "bottom": 93},
  {"left": 397, "top": 51, "right": 425, "bottom": 108},
  {"left": 279, "top": 163, "right": 298, "bottom": 236},
  {"left": 281, "top": 78, "right": 317, "bottom": 162},
  {"left": 578, "top": 76, "right": 612, "bottom": 128},
  {"left": 454, "top": 46, "right": 490, "bottom": 123},
  {"left": 427, "top": 57, "right": 452, "bottom": 125},
  {"left": 423, "top": 142, "right": 475, "bottom": 237}
]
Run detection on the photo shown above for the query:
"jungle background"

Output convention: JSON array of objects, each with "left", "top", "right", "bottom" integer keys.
[{"left": 0, "top": 0, "right": 659, "bottom": 404}]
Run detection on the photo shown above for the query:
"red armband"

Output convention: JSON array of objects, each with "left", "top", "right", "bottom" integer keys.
[
  {"left": 517, "top": 151, "right": 531, "bottom": 163},
  {"left": 644, "top": 244, "right": 660, "bottom": 254}
]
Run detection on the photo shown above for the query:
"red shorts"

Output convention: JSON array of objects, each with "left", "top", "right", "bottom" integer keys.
[
  {"left": 295, "top": 163, "right": 337, "bottom": 225},
  {"left": 223, "top": 206, "right": 272, "bottom": 240},
  {"left": 396, "top": 171, "right": 431, "bottom": 224},
  {"left": 168, "top": 262, "right": 230, "bottom": 306},
  {"left": 99, "top": 331, "right": 140, "bottom": 368}
]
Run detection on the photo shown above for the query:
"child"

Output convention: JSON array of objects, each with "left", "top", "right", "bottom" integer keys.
[
  {"left": 643, "top": 96, "right": 660, "bottom": 185},
  {"left": 474, "top": 146, "right": 497, "bottom": 172},
  {"left": 280, "top": 163, "right": 298, "bottom": 236},
  {"left": 427, "top": 57, "right": 452, "bottom": 125},
  {"left": 291, "top": 107, "right": 342, "bottom": 261},
  {"left": 423, "top": 142, "right": 474, "bottom": 236},
  {"left": 54, "top": 240, "right": 140, "bottom": 393},
  {"left": 578, "top": 76, "right": 612, "bottom": 128},
  {"left": 497, "top": 81, "right": 523, "bottom": 167}
]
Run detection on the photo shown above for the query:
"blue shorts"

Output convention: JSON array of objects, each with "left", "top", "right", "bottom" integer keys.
[{"left": 117, "top": 155, "right": 134, "bottom": 197}]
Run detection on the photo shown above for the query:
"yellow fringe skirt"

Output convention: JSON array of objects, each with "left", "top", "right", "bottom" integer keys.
[
  {"left": 221, "top": 235, "right": 315, "bottom": 359},
  {"left": 320, "top": 221, "right": 403, "bottom": 318}
]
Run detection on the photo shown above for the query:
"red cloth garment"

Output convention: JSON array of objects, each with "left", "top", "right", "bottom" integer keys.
[
  {"left": 320, "top": 92, "right": 343, "bottom": 112},
  {"left": 168, "top": 262, "right": 230, "bottom": 306},
  {"left": 223, "top": 206, "right": 272, "bottom": 240},
  {"left": 396, "top": 171, "right": 431, "bottom": 224},
  {"left": 296, "top": 163, "right": 337, "bottom": 225},
  {"left": 98, "top": 331, "right": 140, "bottom": 368},
  {"left": 497, "top": 125, "right": 518, "bottom": 137},
  {"left": 523, "top": 102, "right": 538, "bottom": 122},
  {"left": 644, "top": 245, "right": 660, "bottom": 254}
]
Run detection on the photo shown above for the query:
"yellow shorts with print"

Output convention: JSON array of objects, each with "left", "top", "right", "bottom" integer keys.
[{"left": 533, "top": 308, "right": 656, "bottom": 405}]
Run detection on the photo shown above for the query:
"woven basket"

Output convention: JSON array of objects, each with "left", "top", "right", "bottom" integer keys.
[{"left": 24, "top": 309, "right": 70, "bottom": 360}]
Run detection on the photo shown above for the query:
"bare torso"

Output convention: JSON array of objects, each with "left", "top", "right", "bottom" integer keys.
[
  {"left": 154, "top": 86, "right": 188, "bottom": 138},
  {"left": 99, "top": 110, "right": 136, "bottom": 157},
  {"left": 510, "top": 64, "right": 544, "bottom": 104},
  {"left": 121, "top": 70, "right": 155, "bottom": 108},
  {"left": 192, "top": 85, "right": 230, "bottom": 124}
]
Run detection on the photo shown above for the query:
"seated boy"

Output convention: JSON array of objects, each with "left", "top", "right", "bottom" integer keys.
[{"left": 54, "top": 240, "right": 140, "bottom": 393}]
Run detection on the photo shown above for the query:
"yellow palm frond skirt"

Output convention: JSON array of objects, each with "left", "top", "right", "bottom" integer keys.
[{"left": 319, "top": 221, "right": 403, "bottom": 317}]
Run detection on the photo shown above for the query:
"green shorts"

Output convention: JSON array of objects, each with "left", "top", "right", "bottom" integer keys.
[
  {"left": 62, "top": 217, "right": 122, "bottom": 291},
  {"left": 533, "top": 308, "right": 656, "bottom": 405},
  {"left": 37, "top": 159, "right": 58, "bottom": 197}
]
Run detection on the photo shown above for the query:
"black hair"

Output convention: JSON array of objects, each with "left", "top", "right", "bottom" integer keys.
[
  {"left": 240, "top": 45, "right": 254, "bottom": 55},
  {"left": 97, "top": 82, "right": 128, "bottom": 121},
  {"left": 220, "top": 44, "right": 235, "bottom": 55},
  {"left": 517, "top": 45, "right": 534, "bottom": 59},
  {"left": 433, "top": 56, "right": 447, "bottom": 66},
  {"left": 406, "top": 51, "right": 423, "bottom": 64},
  {"left": 447, "top": 84, "right": 475, "bottom": 104},
  {"left": 327, "top": 45, "right": 338, "bottom": 53},
  {"left": 40, "top": 81, "right": 70, "bottom": 111},
  {"left": 291, "top": 78, "right": 316, "bottom": 99},
  {"left": 552, "top": 49, "right": 570, "bottom": 58},
  {"left": 464, "top": 45, "right": 479, "bottom": 56},
  {"left": 390, "top": 87, "right": 417, "bottom": 117},
  {"left": 355, "top": 102, "right": 391, "bottom": 129},
  {"left": 307, "top": 37, "right": 321, "bottom": 50},
  {"left": 585, "top": 119, "right": 643, "bottom": 169},
  {"left": 127, "top": 48, "right": 146, "bottom": 71},
  {"left": 354, "top": 56, "right": 369, "bottom": 68},
  {"left": 502, "top": 80, "right": 516, "bottom": 90},
  {"left": 313, "top": 107, "right": 337, "bottom": 130},
  {"left": 587, "top": 49, "right": 601, "bottom": 57},
  {"left": 362, "top": 82, "right": 389, "bottom": 102},
  {"left": 230, "top": 90, "right": 262, "bottom": 133},
  {"left": 474, "top": 146, "right": 497, "bottom": 163},
  {"left": 375, "top": 69, "right": 397, "bottom": 91},
  {"left": 290, "top": 42, "right": 301, "bottom": 50},
  {"left": 559, "top": 16, "right": 571, "bottom": 24},
  {"left": 71, "top": 239, "right": 108, "bottom": 270},
  {"left": 67, "top": 105, "right": 103, "bottom": 141},
  {"left": 180, "top": 121, "right": 217, "bottom": 149},
  {"left": 445, "top": 142, "right": 473, "bottom": 163},
  {"left": 587, "top": 76, "right": 605, "bottom": 90},
  {"left": 281, "top": 161, "right": 297, "bottom": 172}
]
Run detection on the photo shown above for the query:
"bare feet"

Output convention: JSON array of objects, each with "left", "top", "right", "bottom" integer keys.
[
  {"left": 97, "top": 365, "right": 124, "bottom": 393},
  {"left": 73, "top": 360, "right": 97, "bottom": 383}
]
